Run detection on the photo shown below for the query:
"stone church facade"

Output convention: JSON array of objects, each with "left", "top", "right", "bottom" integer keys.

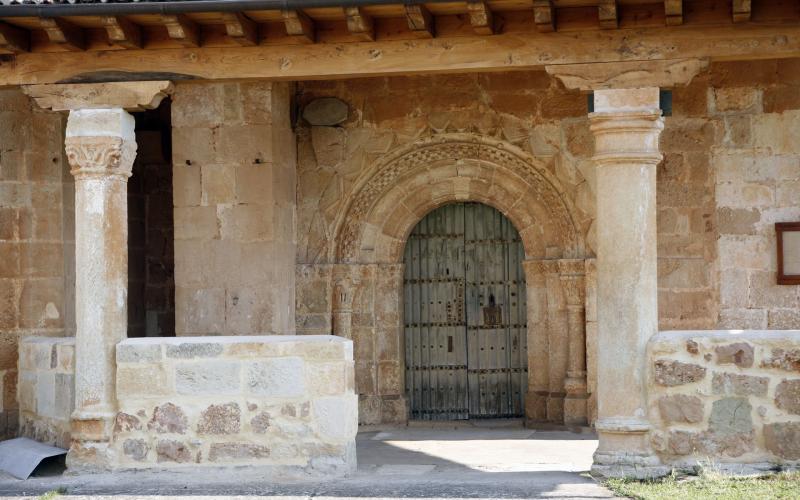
[{"left": 0, "top": 0, "right": 799, "bottom": 479}]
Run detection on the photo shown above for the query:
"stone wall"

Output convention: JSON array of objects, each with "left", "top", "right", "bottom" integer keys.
[
  {"left": 17, "top": 336, "right": 75, "bottom": 449},
  {"left": 171, "top": 81, "right": 296, "bottom": 336},
  {"left": 111, "top": 335, "right": 356, "bottom": 474},
  {"left": 0, "top": 88, "right": 73, "bottom": 440},
  {"left": 648, "top": 330, "right": 800, "bottom": 470}
]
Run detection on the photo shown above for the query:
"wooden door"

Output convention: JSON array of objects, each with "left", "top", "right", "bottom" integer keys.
[{"left": 404, "top": 202, "right": 527, "bottom": 420}]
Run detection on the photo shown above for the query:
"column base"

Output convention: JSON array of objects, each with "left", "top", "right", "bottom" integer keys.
[
  {"left": 66, "top": 441, "right": 116, "bottom": 474},
  {"left": 591, "top": 417, "right": 670, "bottom": 479},
  {"left": 591, "top": 450, "right": 671, "bottom": 480}
]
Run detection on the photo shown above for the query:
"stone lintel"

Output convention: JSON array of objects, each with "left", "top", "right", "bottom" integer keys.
[
  {"left": 545, "top": 58, "right": 708, "bottom": 92},
  {"left": 23, "top": 80, "right": 173, "bottom": 111}
]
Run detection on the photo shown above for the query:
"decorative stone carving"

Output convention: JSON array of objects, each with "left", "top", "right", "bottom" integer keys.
[
  {"left": 333, "top": 133, "right": 582, "bottom": 263},
  {"left": 546, "top": 58, "right": 709, "bottom": 91},
  {"left": 65, "top": 137, "right": 136, "bottom": 179}
]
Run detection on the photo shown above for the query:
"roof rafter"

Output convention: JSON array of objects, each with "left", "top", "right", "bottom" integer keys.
[
  {"left": 345, "top": 6, "right": 375, "bottom": 41},
  {"left": 0, "top": 21, "right": 29, "bottom": 53},
  {"left": 40, "top": 18, "right": 85, "bottom": 51},
  {"left": 282, "top": 9, "right": 315, "bottom": 43},
  {"left": 160, "top": 14, "right": 200, "bottom": 47},
  {"left": 101, "top": 15, "right": 142, "bottom": 49}
]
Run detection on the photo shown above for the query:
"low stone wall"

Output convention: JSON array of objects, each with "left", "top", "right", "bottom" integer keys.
[
  {"left": 111, "top": 335, "right": 357, "bottom": 475},
  {"left": 648, "top": 330, "right": 800, "bottom": 471},
  {"left": 18, "top": 337, "right": 75, "bottom": 449}
]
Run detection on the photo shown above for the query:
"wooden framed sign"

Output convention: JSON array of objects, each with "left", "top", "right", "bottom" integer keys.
[{"left": 777, "top": 222, "right": 800, "bottom": 285}]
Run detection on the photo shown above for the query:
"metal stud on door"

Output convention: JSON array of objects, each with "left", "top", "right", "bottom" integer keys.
[{"left": 404, "top": 202, "right": 527, "bottom": 420}]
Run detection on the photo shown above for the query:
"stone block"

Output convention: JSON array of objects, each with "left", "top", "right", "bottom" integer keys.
[
  {"left": 235, "top": 165, "right": 273, "bottom": 205},
  {"left": 117, "top": 364, "right": 169, "bottom": 398},
  {"left": 712, "top": 87, "right": 761, "bottom": 113},
  {"left": 768, "top": 309, "right": 800, "bottom": 329},
  {"left": 148, "top": 403, "right": 188, "bottom": 434},
  {"left": 775, "top": 379, "right": 800, "bottom": 415},
  {"left": 658, "top": 394, "right": 703, "bottom": 424},
  {"left": 764, "top": 85, "right": 800, "bottom": 114},
  {"left": 247, "top": 358, "right": 305, "bottom": 397},
  {"left": 156, "top": 439, "right": 192, "bottom": 463},
  {"left": 250, "top": 411, "right": 271, "bottom": 433},
  {"left": 763, "top": 422, "right": 800, "bottom": 460},
  {"left": 123, "top": 439, "right": 149, "bottom": 461},
  {"left": 654, "top": 359, "right": 706, "bottom": 386},
  {"left": 117, "top": 343, "right": 162, "bottom": 364},
  {"left": 171, "top": 126, "right": 215, "bottom": 167},
  {"left": 197, "top": 402, "right": 241, "bottom": 435},
  {"left": 218, "top": 204, "right": 274, "bottom": 242},
  {"left": 709, "top": 397, "right": 753, "bottom": 435},
  {"left": 307, "top": 362, "right": 347, "bottom": 397},
  {"left": 657, "top": 258, "right": 709, "bottom": 289},
  {"left": 752, "top": 111, "right": 800, "bottom": 154},
  {"left": 313, "top": 395, "right": 358, "bottom": 442},
  {"left": 173, "top": 164, "right": 201, "bottom": 207},
  {"left": 53, "top": 373, "right": 74, "bottom": 419},
  {"left": 175, "top": 361, "right": 240, "bottom": 395},
  {"left": 715, "top": 342, "right": 754, "bottom": 368},
  {"left": 172, "top": 83, "right": 225, "bottom": 128},
  {"left": 718, "top": 308, "right": 767, "bottom": 330},
  {"left": 712, "top": 372, "right": 768, "bottom": 397},
  {"left": 173, "top": 207, "right": 219, "bottom": 241},
  {"left": 35, "top": 372, "right": 55, "bottom": 418},
  {"left": 717, "top": 208, "right": 760, "bottom": 235},
  {"left": 175, "top": 287, "right": 225, "bottom": 335},
  {"left": 762, "top": 348, "right": 800, "bottom": 372},
  {"left": 216, "top": 125, "right": 273, "bottom": 164},
  {"left": 166, "top": 342, "right": 223, "bottom": 359},
  {"left": 114, "top": 412, "right": 142, "bottom": 433},
  {"left": 208, "top": 442, "right": 270, "bottom": 462},
  {"left": 201, "top": 164, "right": 235, "bottom": 206}
]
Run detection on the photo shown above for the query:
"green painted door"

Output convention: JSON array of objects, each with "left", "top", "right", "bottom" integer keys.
[{"left": 404, "top": 202, "right": 528, "bottom": 420}]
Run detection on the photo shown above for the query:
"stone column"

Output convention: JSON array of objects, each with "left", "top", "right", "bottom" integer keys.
[
  {"left": 542, "top": 260, "right": 567, "bottom": 423},
  {"left": 559, "top": 259, "right": 588, "bottom": 425},
  {"left": 589, "top": 88, "right": 668, "bottom": 479},
  {"left": 522, "top": 260, "right": 548, "bottom": 424},
  {"left": 65, "top": 108, "right": 137, "bottom": 471}
]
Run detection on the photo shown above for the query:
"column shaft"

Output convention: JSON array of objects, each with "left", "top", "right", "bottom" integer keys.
[{"left": 589, "top": 88, "right": 668, "bottom": 478}]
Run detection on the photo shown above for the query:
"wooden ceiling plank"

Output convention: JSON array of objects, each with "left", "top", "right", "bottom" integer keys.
[
  {"left": 533, "top": 0, "right": 555, "bottom": 32},
  {"left": 598, "top": 0, "right": 618, "bottom": 29},
  {"left": 222, "top": 12, "right": 259, "bottom": 46},
  {"left": 664, "top": 0, "right": 683, "bottom": 26},
  {"left": 345, "top": 6, "right": 375, "bottom": 41},
  {"left": 0, "top": 21, "right": 30, "bottom": 53},
  {"left": 40, "top": 18, "right": 85, "bottom": 51},
  {"left": 282, "top": 9, "right": 315, "bottom": 43},
  {"left": 160, "top": 14, "right": 200, "bottom": 48},
  {"left": 101, "top": 16, "right": 143, "bottom": 49},
  {"left": 405, "top": 4, "right": 435, "bottom": 38},
  {"left": 467, "top": 1, "right": 495, "bottom": 35},
  {"left": 732, "top": 0, "right": 751, "bottom": 23}
]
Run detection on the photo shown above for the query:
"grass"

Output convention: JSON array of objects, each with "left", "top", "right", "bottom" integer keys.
[
  {"left": 37, "top": 487, "right": 66, "bottom": 500},
  {"left": 605, "top": 470, "right": 800, "bottom": 500}
]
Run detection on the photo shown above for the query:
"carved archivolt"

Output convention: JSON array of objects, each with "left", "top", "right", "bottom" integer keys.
[
  {"left": 333, "top": 133, "right": 583, "bottom": 263},
  {"left": 65, "top": 137, "right": 137, "bottom": 179}
]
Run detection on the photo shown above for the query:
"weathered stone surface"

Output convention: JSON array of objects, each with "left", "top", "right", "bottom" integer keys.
[
  {"left": 156, "top": 439, "right": 192, "bottom": 463},
  {"left": 197, "top": 403, "right": 241, "bottom": 435},
  {"left": 166, "top": 342, "right": 223, "bottom": 359},
  {"left": 303, "top": 97, "right": 349, "bottom": 126},
  {"left": 247, "top": 358, "right": 305, "bottom": 397},
  {"left": 117, "top": 344, "right": 162, "bottom": 363},
  {"left": 208, "top": 443, "right": 270, "bottom": 461},
  {"left": 250, "top": 411, "right": 271, "bottom": 433},
  {"left": 712, "top": 372, "right": 769, "bottom": 397},
  {"left": 775, "top": 379, "right": 800, "bottom": 415},
  {"left": 148, "top": 403, "right": 188, "bottom": 434},
  {"left": 175, "top": 361, "right": 240, "bottom": 395},
  {"left": 715, "top": 343, "right": 754, "bottom": 368},
  {"left": 762, "top": 349, "right": 800, "bottom": 372},
  {"left": 114, "top": 412, "right": 142, "bottom": 433},
  {"left": 709, "top": 398, "right": 753, "bottom": 435},
  {"left": 763, "top": 422, "right": 800, "bottom": 460},
  {"left": 696, "top": 430, "right": 755, "bottom": 458},
  {"left": 686, "top": 340, "right": 699, "bottom": 354},
  {"left": 654, "top": 359, "right": 706, "bottom": 386},
  {"left": 667, "top": 430, "right": 696, "bottom": 455},
  {"left": 658, "top": 395, "right": 703, "bottom": 423},
  {"left": 122, "top": 439, "right": 148, "bottom": 461}
]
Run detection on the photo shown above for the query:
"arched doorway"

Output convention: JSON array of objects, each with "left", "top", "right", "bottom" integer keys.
[{"left": 403, "top": 202, "right": 528, "bottom": 420}]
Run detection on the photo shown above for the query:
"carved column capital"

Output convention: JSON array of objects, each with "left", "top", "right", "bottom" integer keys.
[{"left": 65, "top": 136, "right": 136, "bottom": 180}]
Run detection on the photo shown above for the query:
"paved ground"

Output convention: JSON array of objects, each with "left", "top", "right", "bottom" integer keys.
[{"left": 0, "top": 422, "right": 616, "bottom": 499}]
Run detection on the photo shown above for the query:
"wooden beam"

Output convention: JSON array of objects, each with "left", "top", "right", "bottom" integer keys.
[
  {"left": 101, "top": 16, "right": 143, "bottom": 49},
  {"left": 40, "top": 18, "right": 85, "bottom": 51},
  {"left": 404, "top": 4, "right": 434, "bottom": 38},
  {"left": 222, "top": 12, "right": 259, "bottom": 46},
  {"left": 160, "top": 14, "right": 200, "bottom": 48},
  {"left": 5, "top": 24, "right": 800, "bottom": 86},
  {"left": 282, "top": 9, "right": 315, "bottom": 43},
  {"left": 664, "top": 0, "right": 683, "bottom": 26},
  {"left": 0, "top": 21, "right": 29, "bottom": 53},
  {"left": 598, "top": 0, "right": 618, "bottom": 29},
  {"left": 345, "top": 6, "right": 375, "bottom": 41},
  {"left": 533, "top": 0, "right": 555, "bottom": 33},
  {"left": 467, "top": 1, "right": 495, "bottom": 35},
  {"left": 732, "top": 0, "right": 751, "bottom": 23}
]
